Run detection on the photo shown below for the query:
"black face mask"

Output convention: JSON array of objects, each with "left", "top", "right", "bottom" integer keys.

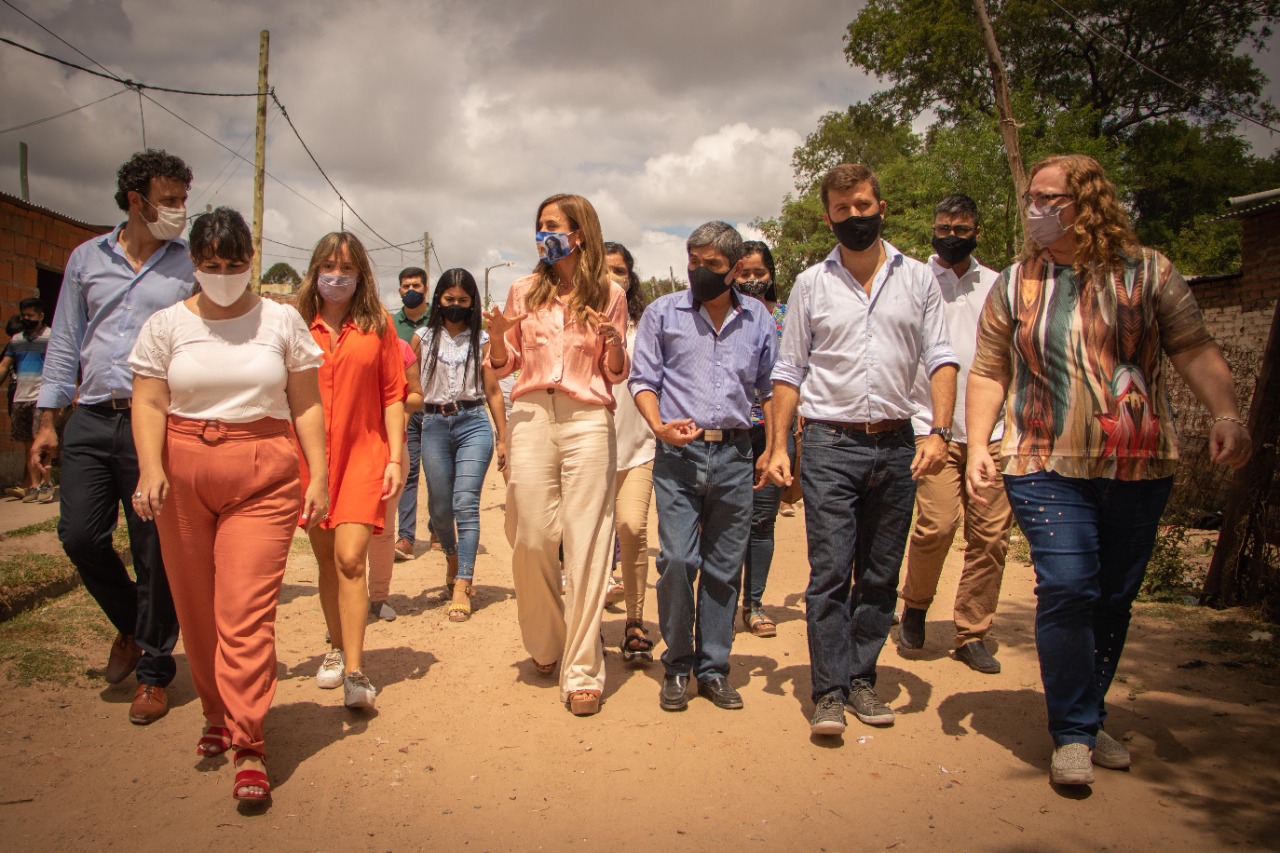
[
  {"left": 931, "top": 235, "right": 978, "bottom": 267},
  {"left": 402, "top": 289, "right": 425, "bottom": 309},
  {"left": 689, "top": 265, "right": 731, "bottom": 303},
  {"left": 831, "top": 212, "right": 882, "bottom": 252},
  {"left": 20, "top": 318, "right": 40, "bottom": 331},
  {"left": 438, "top": 304, "right": 472, "bottom": 324},
  {"left": 733, "top": 279, "right": 771, "bottom": 300}
]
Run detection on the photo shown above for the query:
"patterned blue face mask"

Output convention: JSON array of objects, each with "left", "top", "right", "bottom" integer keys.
[{"left": 535, "top": 230, "right": 577, "bottom": 266}]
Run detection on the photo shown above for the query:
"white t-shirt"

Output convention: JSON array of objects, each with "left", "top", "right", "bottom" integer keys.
[
  {"left": 615, "top": 323, "right": 655, "bottom": 471},
  {"left": 129, "top": 299, "right": 325, "bottom": 422},
  {"left": 910, "top": 255, "right": 1005, "bottom": 445}
]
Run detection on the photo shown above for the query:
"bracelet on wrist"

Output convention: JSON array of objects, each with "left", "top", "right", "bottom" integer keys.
[{"left": 1213, "top": 415, "right": 1245, "bottom": 428}]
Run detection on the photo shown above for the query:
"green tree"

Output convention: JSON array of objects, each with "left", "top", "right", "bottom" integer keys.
[{"left": 262, "top": 262, "right": 301, "bottom": 286}]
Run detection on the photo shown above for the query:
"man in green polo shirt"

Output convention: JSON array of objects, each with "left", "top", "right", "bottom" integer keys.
[{"left": 393, "top": 267, "right": 432, "bottom": 562}]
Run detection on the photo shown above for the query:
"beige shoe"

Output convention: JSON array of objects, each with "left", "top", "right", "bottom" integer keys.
[
  {"left": 1050, "top": 743, "right": 1095, "bottom": 785},
  {"left": 1092, "top": 729, "right": 1132, "bottom": 770}
]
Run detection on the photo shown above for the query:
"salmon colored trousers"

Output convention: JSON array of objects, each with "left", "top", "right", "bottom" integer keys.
[{"left": 156, "top": 416, "right": 300, "bottom": 754}]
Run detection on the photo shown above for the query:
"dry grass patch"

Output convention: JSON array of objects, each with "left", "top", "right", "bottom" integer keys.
[{"left": 0, "top": 588, "right": 115, "bottom": 685}]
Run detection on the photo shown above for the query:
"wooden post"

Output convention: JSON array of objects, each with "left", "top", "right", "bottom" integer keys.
[
  {"left": 251, "top": 30, "right": 269, "bottom": 292},
  {"left": 423, "top": 231, "right": 431, "bottom": 281},
  {"left": 972, "top": 0, "right": 1029, "bottom": 219},
  {"left": 18, "top": 141, "right": 29, "bottom": 201}
]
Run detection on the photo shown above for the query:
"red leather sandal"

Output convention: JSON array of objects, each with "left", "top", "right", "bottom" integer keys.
[
  {"left": 196, "top": 724, "right": 232, "bottom": 757},
  {"left": 232, "top": 748, "right": 271, "bottom": 802}
]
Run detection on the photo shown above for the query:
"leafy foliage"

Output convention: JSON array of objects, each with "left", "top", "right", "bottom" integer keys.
[{"left": 262, "top": 262, "right": 302, "bottom": 286}]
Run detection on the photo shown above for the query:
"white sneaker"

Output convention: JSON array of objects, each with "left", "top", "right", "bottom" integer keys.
[
  {"left": 316, "top": 648, "right": 344, "bottom": 689},
  {"left": 344, "top": 671, "right": 377, "bottom": 709}
]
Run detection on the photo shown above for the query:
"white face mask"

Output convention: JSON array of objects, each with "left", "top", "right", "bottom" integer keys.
[
  {"left": 194, "top": 269, "right": 252, "bottom": 307},
  {"left": 142, "top": 197, "right": 187, "bottom": 241}
]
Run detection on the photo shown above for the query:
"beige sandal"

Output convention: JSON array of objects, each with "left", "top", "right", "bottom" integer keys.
[{"left": 568, "top": 690, "right": 601, "bottom": 716}]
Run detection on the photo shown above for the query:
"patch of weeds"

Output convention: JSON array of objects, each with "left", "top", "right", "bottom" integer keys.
[
  {"left": 1008, "top": 527, "right": 1030, "bottom": 564},
  {"left": 112, "top": 515, "right": 131, "bottom": 555},
  {"left": 0, "top": 553, "right": 75, "bottom": 606},
  {"left": 0, "top": 589, "right": 115, "bottom": 685},
  {"left": 290, "top": 532, "right": 314, "bottom": 558},
  {"left": 1138, "top": 601, "right": 1280, "bottom": 681},
  {"left": 4, "top": 516, "right": 59, "bottom": 538},
  {"left": 1139, "top": 524, "right": 1195, "bottom": 602}
]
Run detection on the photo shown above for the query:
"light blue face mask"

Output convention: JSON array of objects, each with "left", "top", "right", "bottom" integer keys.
[{"left": 535, "top": 230, "right": 577, "bottom": 265}]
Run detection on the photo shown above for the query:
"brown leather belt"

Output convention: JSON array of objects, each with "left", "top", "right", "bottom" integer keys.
[
  {"left": 809, "top": 418, "right": 911, "bottom": 435},
  {"left": 697, "top": 428, "right": 751, "bottom": 443},
  {"left": 423, "top": 399, "right": 484, "bottom": 415}
]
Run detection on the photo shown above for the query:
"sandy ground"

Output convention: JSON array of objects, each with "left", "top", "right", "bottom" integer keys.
[{"left": 0, "top": 468, "right": 1277, "bottom": 852}]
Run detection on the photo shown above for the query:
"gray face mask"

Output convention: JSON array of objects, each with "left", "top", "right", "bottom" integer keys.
[{"left": 1027, "top": 202, "right": 1073, "bottom": 247}]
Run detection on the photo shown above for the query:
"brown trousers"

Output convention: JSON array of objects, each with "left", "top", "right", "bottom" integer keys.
[{"left": 901, "top": 440, "right": 1013, "bottom": 647}]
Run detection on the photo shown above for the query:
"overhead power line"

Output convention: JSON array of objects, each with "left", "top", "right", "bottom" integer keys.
[{"left": 0, "top": 86, "right": 128, "bottom": 135}]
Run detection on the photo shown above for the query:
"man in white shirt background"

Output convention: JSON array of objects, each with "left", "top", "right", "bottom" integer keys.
[
  {"left": 897, "top": 194, "right": 1013, "bottom": 676},
  {"left": 768, "top": 163, "right": 958, "bottom": 737}
]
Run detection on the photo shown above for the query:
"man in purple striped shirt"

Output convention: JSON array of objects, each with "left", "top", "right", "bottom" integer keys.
[{"left": 630, "top": 221, "right": 778, "bottom": 713}]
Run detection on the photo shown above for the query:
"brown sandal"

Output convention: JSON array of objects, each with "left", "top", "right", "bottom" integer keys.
[
  {"left": 447, "top": 583, "right": 475, "bottom": 622},
  {"left": 745, "top": 606, "right": 777, "bottom": 638},
  {"left": 567, "top": 690, "right": 601, "bottom": 716},
  {"left": 533, "top": 658, "right": 557, "bottom": 676}
]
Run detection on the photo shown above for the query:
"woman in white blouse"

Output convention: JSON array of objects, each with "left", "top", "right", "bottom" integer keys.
[
  {"left": 411, "top": 268, "right": 508, "bottom": 621},
  {"left": 129, "top": 207, "right": 328, "bottom": 806}
]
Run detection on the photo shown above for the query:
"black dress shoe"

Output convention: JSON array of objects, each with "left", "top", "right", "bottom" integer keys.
[
  {"left": 898, "top": 607, "right": 926, "bottom": 650},
  {"left": 697, "top": 676, "right": 743, "bottom": 710},
  {"left": 955, "top": 639, "right": 1001, "bottom": 674},
  {"left": 660, "top": 673, "right": 690, "bottom": 711}
]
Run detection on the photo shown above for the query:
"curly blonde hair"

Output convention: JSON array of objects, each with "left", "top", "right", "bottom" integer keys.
[
  {"left": 295, "top": 232, "right": 388, "bottom": 336},
  {"left": 1023, "top": 154, "right": 1139, "bottom": 277},
  {"left": 524, "top": 193, "right": 609, "bottom": 326}
]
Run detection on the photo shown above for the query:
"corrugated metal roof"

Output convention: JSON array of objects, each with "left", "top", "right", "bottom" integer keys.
[{"left": 0, "top": 191, "right": 114, "bottom": 233}]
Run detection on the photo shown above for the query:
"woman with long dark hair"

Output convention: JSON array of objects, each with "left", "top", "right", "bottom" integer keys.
[
  {"left": 295, "top": 231, "right": 411, "bottom": 712},
  {"left": 603, "top": 241, "right": 656, "bottom": 663},
  {"left": 484, "top": 193, "right": 630, "bottom": 716},
  {"left": 412, "top": 268, "right": 508, "bottom": 621}
]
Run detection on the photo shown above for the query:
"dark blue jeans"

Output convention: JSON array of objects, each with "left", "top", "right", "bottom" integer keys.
[
  {"left": 742, "top": 425, "right": 796, "bottom": 609},
  {"left": 420, "top": 406, "right": 494, "bottom": 580},
  {"left": 1005, "top": 471, "right": 1173, "bottom": 747},
  {"left": 802, "top": 422, "right": 917, "bottom": 701},
  {"left": 653, "top": 436, "right": 753, "bottom": 681},
  {"left": 58, "top": 406, "right": 177, "bottom": 686},
  {"left": 397, "top": 410, "right": 425, "bottom": 543}
]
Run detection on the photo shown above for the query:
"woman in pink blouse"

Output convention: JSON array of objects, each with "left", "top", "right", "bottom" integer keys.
[{"left": 484, "top": 193, "right": 629, "bottom": 716}]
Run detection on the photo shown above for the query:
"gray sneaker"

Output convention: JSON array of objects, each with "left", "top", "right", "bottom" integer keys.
[
  {"left": 21, "top": 486, "right": 38, "bottom": 503},
  {"left": 343, "top": 671, "right": 377, "bottom": 710},
  {"left": 1092, "top": 730, "right": 1132, "bottom": 770},
  {"left": 369, "top": 600, "right": 397, "bottom": 622},
  {"left": 36, "top": 483, "right": 55, "bottom": 504},
  {"left": 1050, "top": 743, "right": 1095, "bottom": 785},
  {"left": 810, "top": 693, "right": 848, "bottom": 736},
  {"left": 847, "top": 680, "right": 894, "bottom": 726},
  {"left": 315, "top": 648, "right": 344, "bottom": 689}
]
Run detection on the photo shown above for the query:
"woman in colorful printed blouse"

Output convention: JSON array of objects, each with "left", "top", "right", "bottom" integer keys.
[{"left": 965, "top": 154, "right": 1252, "bottom": 787}]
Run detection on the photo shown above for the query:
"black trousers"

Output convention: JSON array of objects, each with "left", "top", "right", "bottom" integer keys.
[{"left": 57, "top": 406, "right": 177, "bottom": 686}]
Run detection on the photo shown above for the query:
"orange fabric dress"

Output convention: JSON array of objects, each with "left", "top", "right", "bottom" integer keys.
[{"left": 302, "top": 314, "right": 407, "bottom": 531}]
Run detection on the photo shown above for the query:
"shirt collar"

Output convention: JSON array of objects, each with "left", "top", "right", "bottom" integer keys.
[
  {"left": 680, "top": 286, "right": 752, "bottom": 318},
  {"left": 822, "top": 239, "right": 903, "bottom": 281}
]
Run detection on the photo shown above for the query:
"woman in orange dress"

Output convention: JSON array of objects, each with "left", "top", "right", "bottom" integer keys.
[{"left": 295, "top": 232, "right": 412, "bottom": 711}]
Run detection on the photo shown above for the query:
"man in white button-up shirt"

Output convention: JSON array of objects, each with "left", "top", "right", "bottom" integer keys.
[
  {"left": 767, "top": 164, "right": 959, "bottom": 737},
  {"left": 898, "top": 194, "right": 1013, "bottom": 677}
]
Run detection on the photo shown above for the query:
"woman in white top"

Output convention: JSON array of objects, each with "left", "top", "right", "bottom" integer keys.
[
  {"left": 412, "top": 268, "right": 509, "bottom": 621},
  {"left": 129, "top": 207, "right": 328, "bottom": 806},
  {"left": 603, "top": 242, "right": 657, "bottom": 662}
]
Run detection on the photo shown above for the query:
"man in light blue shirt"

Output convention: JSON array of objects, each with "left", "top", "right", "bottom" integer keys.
[
  {"left": 630, "top": 221, "right": 777, "bottom": 713},
  {"left": 768, "top": 164, "right": 958, "bottom": 737},
  {"left": 32, "top": 150, "right": 195, "bottom": 725}
]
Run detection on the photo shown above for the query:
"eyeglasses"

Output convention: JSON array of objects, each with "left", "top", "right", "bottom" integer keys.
[
  {"left": 1022, "top": 191, "right": 1075, "bottom": 207},
  {"left": 932, "top": 224, "right": 976, "bottom": 238}
]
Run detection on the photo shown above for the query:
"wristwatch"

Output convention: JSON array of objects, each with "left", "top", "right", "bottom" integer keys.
[{"left": 929, "top": 426, "right": 953, "bottom": 443}]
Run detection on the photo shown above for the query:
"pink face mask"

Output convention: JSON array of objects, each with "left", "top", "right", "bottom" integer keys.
[
  {"left": 317, "top": 273, "right": 358, "bottom": 304},
  {"left": 1027, "top": 202, "right": 1073, "bottom": 247}
]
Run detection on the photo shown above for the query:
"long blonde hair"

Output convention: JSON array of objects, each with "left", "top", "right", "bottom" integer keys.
[
  {"left": 524, "top": 193, "right": 609, "bottom": 326},
  {"left": 1022, "top": 154, "right": 1140, "bottom": 279},
  {"left": 296, "top": 232, "right": 388, "bottom": 336}
]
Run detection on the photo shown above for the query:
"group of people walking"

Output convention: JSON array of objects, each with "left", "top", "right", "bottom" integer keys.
[{"left": 25, "top": 146, "right": 1252, "bottom": 806}]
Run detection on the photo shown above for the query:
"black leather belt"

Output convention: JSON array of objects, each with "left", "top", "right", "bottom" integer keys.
[
  {"left": 810, "top": 418, "right": 911, "bottom": 435},
  {"left": 423, "top": 399, "right": 484, "bottom": 416},
  {"left": 84, "top": 398, "right": 132, "bottom": 413},
  {"left": 696, "top": 427, "right": 751, "bottom": 443}
]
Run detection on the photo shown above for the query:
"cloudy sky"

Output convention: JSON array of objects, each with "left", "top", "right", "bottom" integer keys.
[{"left": 1, "top": 0, "right": 1276, "bottom": 308}]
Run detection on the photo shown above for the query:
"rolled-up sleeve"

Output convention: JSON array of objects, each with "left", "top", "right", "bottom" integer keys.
[
  {"left": 36, "top": 249, "right": 88, "bottom": 409},
  {"left": 754, "top": 311, "right": 778, "bottom": 398},
  {"left": 601, "top": 286, "right": 631, "bottom": 385},
  {"left": 969, "top": 267, "right": 1015, "bottom": 381},
  {"left": 771, "top": 272, "right": 810, "bottom": 388},
  {"left": 627, "top": 300, "right": 663, "bottom": 400},
  {"left": 486, "top": 289, "right": 523, "bottom": 379},
  {"left": 920, "top": 272, "right": 959, "bottom": 377}
]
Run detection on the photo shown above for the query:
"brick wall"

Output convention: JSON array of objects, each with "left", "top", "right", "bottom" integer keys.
[
  {"left": 1, "top": 194, "right": 112, "bottom": 485},
  {"left": 1168, "top": 207, "right": 1280, "bottom": 518}
]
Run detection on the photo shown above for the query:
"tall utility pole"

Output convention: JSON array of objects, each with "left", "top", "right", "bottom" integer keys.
[
  {"left": 251, "top": 30, "right": 269, "bottom": 291},
  {"left": 972, "top": 0, "right": 1028, "bottom": 219},
  {"left": 18, "top": 141, "right": 29, "bottom": 201},
  {"left": 423, "top": 231, "right": 431, "bottom": 281}
]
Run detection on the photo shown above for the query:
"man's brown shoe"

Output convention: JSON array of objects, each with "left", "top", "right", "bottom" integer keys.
[
  {"left": 105, "top": 634, "right": 143, "bottom": 684},
  {"left": 394, "top": 538, "right": 414, "bottom": 561},
  {"left": 129, "top": 684, "right": 169, "bottom": 725}
]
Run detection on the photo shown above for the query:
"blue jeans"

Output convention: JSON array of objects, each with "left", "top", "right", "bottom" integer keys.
[
  {"left": 801, "top": 422, "right": 917, "bottom": 701},
  {"left": 1005, "top": 471, "right": 1173, "bottom": 747},
  {"left": 742, "top": 424, "right": 796, "bottom": 608},
  {"left": 420, "top": 406, "right": 494, "bottom": 580},
  {"left": 653, "top": 436, "right": 753, "bottom": 681},
  {"left": 397, "top": 410, "right": 425, "bottom": 543}
]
